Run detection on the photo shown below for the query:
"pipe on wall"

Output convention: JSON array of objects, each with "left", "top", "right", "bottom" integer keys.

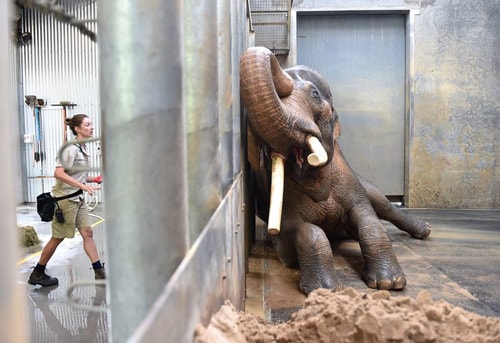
[{"left": 98, "top": 1, "right": 188, "bottom": 341}]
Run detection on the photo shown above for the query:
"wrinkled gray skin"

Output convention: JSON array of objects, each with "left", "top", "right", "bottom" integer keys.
[{"left": 240, "top": 47, "right": 431, "bottom": 294}]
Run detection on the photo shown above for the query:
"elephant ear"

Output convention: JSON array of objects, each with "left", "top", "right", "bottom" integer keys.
[
  {"left": 333, "top": 113, "right": 341, "bottom": 140},
  {"left": 247, "top": 126, "right": 260, "bottom": 173},
  {"left": 333, "top": 118, "right": 340, "bottom": 140}
]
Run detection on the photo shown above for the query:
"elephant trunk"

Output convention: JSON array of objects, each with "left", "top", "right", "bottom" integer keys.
[
  {"left": 240, "top": 47, "right": 329, "bottom": 235},
  {"left": 240, "top": 47, "right": 300, "bottom": 155}
]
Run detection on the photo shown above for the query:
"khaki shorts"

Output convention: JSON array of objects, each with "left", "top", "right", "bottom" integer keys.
[{"left": 52, "top": 199, "right": 91, "bottom": 239}]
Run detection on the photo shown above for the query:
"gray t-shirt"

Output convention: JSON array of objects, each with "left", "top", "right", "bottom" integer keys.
[{"left": 51, "top": 143, "right": 89, "bottom": 201}]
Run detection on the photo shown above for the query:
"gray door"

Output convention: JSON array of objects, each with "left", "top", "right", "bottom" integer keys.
[{"left": 297, "top": 13, "right": 406, "bottom": 196}]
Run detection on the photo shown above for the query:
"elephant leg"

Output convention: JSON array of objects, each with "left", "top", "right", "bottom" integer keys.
[
  {"left": 272, "top": 222, "right": 342, "bottom": 294},
  {"left": 348, "top": 204, "right": 407, "bottom": 290},
  {"left": 358, "top": 176, "right": 431, "bottom": 239}
]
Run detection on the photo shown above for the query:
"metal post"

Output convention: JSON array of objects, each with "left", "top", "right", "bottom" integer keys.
[
  {"left": 98, "top": 1, "right": 188, "bottom": 341},
  {"left": 0, "top": 2, "right": 28, "bottom": 342}
]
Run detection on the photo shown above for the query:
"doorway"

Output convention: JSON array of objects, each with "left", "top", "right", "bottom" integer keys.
[{"left": 297, "top": 13, "right": 406, "bottom": 198}]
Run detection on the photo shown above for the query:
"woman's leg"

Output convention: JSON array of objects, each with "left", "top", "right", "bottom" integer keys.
[
  {"left": 28, "top": 237, "right": 64, "bottom": 286},
  {"left": 38, "top": 237, "right": 64, "bottom": 265},
  {"left": 78, "top": 226, "right": 99, "bottom": 263},
  {"left": 78, "top": 226, "right": 106, "bottom": 279}
]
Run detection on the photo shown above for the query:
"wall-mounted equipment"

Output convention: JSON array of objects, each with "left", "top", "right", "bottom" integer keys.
[
  {"left": 248, "top": 0, "right": 292, "bottom": 55},
  {"left": 25, "top": 95, "right": 46, "bottom": 162},
  {"left": 23, "top": 134, "right": 34, "bottom": 144}
]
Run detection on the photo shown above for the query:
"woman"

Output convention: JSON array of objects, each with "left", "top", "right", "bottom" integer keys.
[{"left": 28, "top": 114, "right": 105, "bottom": 287}]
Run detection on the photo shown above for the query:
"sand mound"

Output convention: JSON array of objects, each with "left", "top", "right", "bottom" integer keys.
[{"left": 195, "top": 287, "right": 500, "bottom": 343}]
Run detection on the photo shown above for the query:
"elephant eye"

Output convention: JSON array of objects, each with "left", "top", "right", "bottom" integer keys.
[{"left": 311, "top": 87, "right": 320, "bottom": 100}]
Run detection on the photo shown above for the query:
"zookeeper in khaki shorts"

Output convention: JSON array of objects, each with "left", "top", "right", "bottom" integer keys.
[{"left": 28, "top": 114, "right": 105, "bottom": 287}]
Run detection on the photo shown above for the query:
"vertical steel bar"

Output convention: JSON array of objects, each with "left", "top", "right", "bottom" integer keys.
[
  {"left": 0, "top": 2, "right": 28, "bottom": 342},
  {"left": 98, "top": 1, "right": 188, "bottom": 341}
]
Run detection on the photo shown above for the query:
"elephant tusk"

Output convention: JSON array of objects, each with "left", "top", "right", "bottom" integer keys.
[
  {"left": 306, "top": 136, "right": 328, "bottom": 167},
  {"left": 268, "top": 153, "right": 285, "bottom": 235}
]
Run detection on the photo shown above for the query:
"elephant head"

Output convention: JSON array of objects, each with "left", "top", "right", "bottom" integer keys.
[
  {"left": 240, "top": 47, "right": 341, "bottom": 234},
  {"left": 240, "top": 47, "right": 340, "bottom": 170}
]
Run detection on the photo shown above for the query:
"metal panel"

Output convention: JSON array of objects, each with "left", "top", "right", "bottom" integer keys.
[
  {"left": 19, "top": 1, "right": 100, "bottom": 202},
  {"left": 184, "top": 0, "right": 246, "bottom": 242},
  {"left": 297, "top": 13, "right": 406, "bottom": 196},
  {"left": 130, "top": 175, "right": 245, "bottom": 343},
  {"left": 10, "top": 9, "right": 24, "bottom": 205},
  {"left": 97, "top": 0, "right": 248, "bottom": 339},
  {"left": 1, "top": 3, "right": 28, "bottom": 342},
  {"left": 98, "top": 1, "right": 189, "bottom": 341}
]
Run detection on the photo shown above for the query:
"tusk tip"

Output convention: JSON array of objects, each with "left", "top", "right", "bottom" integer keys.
[
  {"left": 268, "top": 227, "right": 280, "bottom": 235},
  {"left": 307, "top": 153, "right": 327, "bottom": 167},
  {"left": 306, "top": 136, "right": 328, "bottom": 167}
]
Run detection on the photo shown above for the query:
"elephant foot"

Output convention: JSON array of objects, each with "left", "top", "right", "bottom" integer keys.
[
  {"left": 299, "top": 266, "right": 343, "bottom": 295},
  {"left": 362, "top": 261, "right": 406, "bottom": 290},
  {"left": 408, "top": 220, "right": 432, "bottom": 239},
  {"left": 388, "top": 211, "right": 432, "bottom": 239}
]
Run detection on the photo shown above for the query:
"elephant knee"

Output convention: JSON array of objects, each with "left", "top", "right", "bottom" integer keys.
[{"left": 294, "top": 223, "right": 332, "bottom": 258}]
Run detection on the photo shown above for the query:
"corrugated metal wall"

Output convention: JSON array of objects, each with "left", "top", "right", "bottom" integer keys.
[{"left": 19, "top": 1, "right": 100, "bottom": 202}]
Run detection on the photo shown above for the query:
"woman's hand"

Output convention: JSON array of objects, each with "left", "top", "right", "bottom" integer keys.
[{"left": 81, "top": 184, "right": 100, "bottom": 195}]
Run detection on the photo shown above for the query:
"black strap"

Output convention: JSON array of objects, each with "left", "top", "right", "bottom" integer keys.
[{"left": 53, "top": 189, "right": 83, "bottom": 201}]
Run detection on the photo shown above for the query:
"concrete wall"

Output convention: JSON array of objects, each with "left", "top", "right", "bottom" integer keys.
[
  {"left": 409, "top": 1, "right": 499, "bottom": 208},
  {"left": 292, "top": 0, "right": 499, "bottom": 208}
]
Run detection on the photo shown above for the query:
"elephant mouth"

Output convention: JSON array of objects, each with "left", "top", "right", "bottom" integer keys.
[
  {"left": 288, "top": 146, "right": 316, "bottom": 179},
  {"left": 265, "top": 138, "right": 327, "bottom": 235},
  {"left": 290, "top": 147, "right": 306, "bottom": 169},
  {"left": 288, "top": 135, "right": 328, "bottom": 173}
]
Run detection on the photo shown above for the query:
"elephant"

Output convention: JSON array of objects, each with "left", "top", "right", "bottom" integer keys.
[{"left": 240, "top": 47, "right": 431, "bottom": 294}]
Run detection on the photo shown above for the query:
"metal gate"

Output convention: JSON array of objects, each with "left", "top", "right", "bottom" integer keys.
[{"left": 297, "top": 13, "right": 406, "bottom": 197}]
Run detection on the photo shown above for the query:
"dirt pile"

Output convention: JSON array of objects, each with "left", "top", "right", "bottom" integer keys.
[{"left": 195, "top": 287, "right": 500, "bottom": 343}]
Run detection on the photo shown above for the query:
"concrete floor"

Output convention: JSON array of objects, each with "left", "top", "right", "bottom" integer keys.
[
  {"left": 17, "top": 206, "right": 500, "bottom": 341},
  {"left": 17, "top": 204, "right": 108, "bottom": 343},
  {"left": 245, "top": 209, "right": 500, "bottom": 323}
]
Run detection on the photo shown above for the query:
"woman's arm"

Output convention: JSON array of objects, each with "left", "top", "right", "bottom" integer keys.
[{"left": 54, "top": 167, "right": 100, "bottom": 194}]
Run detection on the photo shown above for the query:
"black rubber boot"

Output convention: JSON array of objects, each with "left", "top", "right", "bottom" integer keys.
[
  {"left": 28, "top": 269, "right": 59, "bottom": 287},
  {"left": 94, "top": 267, "right": 106, "bottom": 280}
]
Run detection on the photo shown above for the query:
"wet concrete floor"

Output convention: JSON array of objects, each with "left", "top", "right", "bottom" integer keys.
[
  {"left": 17, "top": 204, "right": 108, "bottom": 343},
  {"left": 17, "top": 207, "right": 500, "bottom": 341},
  {"left": 245, "top": 209, "right": 500, "bottom": 323}
]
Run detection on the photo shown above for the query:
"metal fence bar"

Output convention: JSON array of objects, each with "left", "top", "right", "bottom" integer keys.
[
  {"left": 98, "top": 1, "right": 188, "bottom": 341},
  {"left": 0, "top": 2, "right": 28, "bottom": 342}
]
